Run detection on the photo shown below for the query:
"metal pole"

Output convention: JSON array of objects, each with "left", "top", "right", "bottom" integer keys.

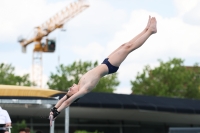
[
  {"left": 30, "top": 117, "right": 33, "bottom": 132},
  {"left": 50, "top": 121, "right": 55, "bottom": 133},
  {"left": 32, "top": 51, "right": 43, "bottom": 88},
  {"left": 119, "top": 121, "right": 123, "bottom": 133},
  {"left": 0, "top": 127, "right": 11, "bottom": 133},
  {"left": 65, "top": 107, "right": 69, "bottom": 133}
]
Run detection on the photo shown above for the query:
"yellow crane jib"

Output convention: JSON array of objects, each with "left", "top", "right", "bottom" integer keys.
[
  {"left": 18, "top": 0, "right": 89, "bottom": 53},
  {"left": 17, "top": 0, "right": 89, "bottom": 88}
]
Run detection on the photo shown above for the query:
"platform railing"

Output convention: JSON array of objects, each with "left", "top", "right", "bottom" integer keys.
[{"left": 0, "top": 126, "right": 12, "bottom": 133}]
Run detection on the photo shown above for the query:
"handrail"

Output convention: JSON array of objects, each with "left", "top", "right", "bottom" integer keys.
[{"left": 0, "top": 126, "right": 12, "bottom": 133}]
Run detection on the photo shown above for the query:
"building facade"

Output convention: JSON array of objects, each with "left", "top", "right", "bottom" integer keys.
[{"left": 1, "top": 85, "right": 200, "bottom": 133}]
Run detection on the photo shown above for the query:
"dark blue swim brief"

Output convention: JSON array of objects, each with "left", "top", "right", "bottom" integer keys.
[{"left": 101, "top": 58, "right": 119, "bottom": 74}]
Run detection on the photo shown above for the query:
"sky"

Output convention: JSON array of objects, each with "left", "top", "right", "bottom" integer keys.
[{"left": 1, "top": 0, "right": 200, "bottom": 94}]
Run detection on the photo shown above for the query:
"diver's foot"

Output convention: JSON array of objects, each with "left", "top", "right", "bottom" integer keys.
[
  {"left": 145, "top": 15, "right": 151, "bottom": 31},
  {"left": 148, "top": 17, "right": 157, "bottom": 34}
]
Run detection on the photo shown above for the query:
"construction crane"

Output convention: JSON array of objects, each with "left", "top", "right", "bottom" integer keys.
[{"left": 18, "top": 0, "right": 89, "bottom": 88}]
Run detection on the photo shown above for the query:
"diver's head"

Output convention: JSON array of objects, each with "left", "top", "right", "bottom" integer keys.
[{"left": 66, "top": 83, "right": 79, "bottom": 97}]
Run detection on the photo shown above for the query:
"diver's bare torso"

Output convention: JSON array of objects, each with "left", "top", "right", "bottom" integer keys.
[{"left": 78, "top": 64, "right": 108, "bottom": 92}]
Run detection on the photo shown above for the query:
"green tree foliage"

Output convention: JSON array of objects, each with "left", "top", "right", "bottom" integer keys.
[
  {"left": 131, "top": 58, "right": 200, "bottom": 99},
  {"left": 47, "top": 60, "right": 119, "bottom": 93},
  {"left": 11, "top": 120, "right": 27, "bottom": 133},
  {"left": 0, "top": 63, "right": 34, "bottom": 86}
]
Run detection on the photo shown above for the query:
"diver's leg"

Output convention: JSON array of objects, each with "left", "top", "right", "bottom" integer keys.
[
  {"left": 108, "top": 17, "right": 157, "bottom": 67},
  {"left": 108, "top": 16, "right": 151, "bottom": 58}
]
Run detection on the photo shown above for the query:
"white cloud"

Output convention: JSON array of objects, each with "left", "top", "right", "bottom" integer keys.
[
  {"left": 173, "top": 0, "right": 200, "bottom": 26},
  {"left": 173, "top": 0, "right": 199, "bottom": 16},
  {"left": 1, "top": 0, "right": 200, "bottom": 94},
  {"left": 182, "top": 2, "right": 200, "bottom": 26},
  {"left": 15, "top": 64, "right": 49, "bottom": 89},
  {"left": 71, "top": 42, "right": 105, "bottom": 62},
  {"left": 0, "top": 0, "right": 72, "bottom": 43},
  {"left": 114, "top": 86, "right": 132, "bottom": 94},
  {"left": 69, "top": 0, "right": 127, "bottom": 29},
  {"left": 15, "top": 66, "right": 31, "bottom": 77},
  {"left": 106, "top": 10, "right": 200, "bottom": 61},
  {"left": 42, "top": 74, "right": 50, "bottom": 89}
]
